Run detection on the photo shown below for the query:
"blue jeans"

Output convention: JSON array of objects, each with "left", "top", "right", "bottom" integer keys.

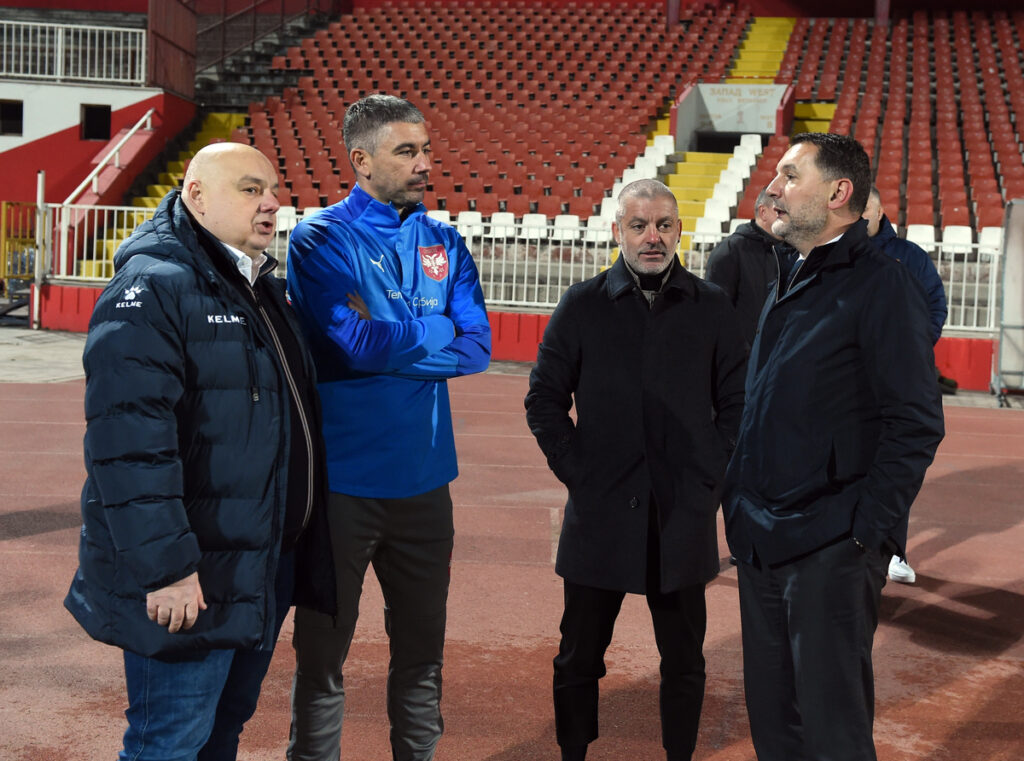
[{"left": 120, "top": 551, "right": 294, "bottom": 761}]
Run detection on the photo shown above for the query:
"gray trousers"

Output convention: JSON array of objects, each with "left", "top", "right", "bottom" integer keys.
[{"left": 288, "top": 486, "right": 454, "bottom": 761}]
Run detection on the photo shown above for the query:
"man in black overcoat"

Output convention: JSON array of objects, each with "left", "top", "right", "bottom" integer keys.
[{"left": 525, "top": 179, "right": 748, "bottom": 761}]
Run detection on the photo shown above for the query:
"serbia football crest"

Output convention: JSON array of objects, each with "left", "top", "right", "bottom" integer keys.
[{"left": 419, "top": 245, "right": 449, "bottom": 282}]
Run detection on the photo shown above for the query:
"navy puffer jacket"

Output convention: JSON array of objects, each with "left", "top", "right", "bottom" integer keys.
[{"left": 64, "top": 191, "right": 334, "bottom": 657}]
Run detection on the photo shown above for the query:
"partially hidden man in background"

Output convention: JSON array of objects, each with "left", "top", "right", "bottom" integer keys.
[
  {"left": 526, "top": 179, "right": 747, "bottom": 761},
  {"left": 723, "top": 133, "right": 945, "bottom": 761},
  {"left": 285, "top": 94, "right": 492, "bottom": 761},
  {"left": 862, "top": 184, "right": 950, "bottom": 585},
  {"left": 704, "top": 185, "right": 796, "bottom": 347},
  {"left": 64, "top": 142, "right": 335, "bottom": 761}
]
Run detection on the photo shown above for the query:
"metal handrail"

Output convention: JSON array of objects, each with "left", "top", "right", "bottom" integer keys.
[
  {"left": 195, "top": 0, "right": 316, "bottom": 73},
  {"left": 58, "top": 108, "right": 155, "bottom": 278},
  {"left": 62, "top": 107, "right": 156, "bottom": 206}
]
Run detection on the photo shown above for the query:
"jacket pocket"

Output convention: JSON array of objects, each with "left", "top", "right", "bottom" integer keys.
[{"left": 550, "top": 433, "right": 582, "bottom": 489}]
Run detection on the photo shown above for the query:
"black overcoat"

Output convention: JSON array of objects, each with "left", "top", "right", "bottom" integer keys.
[{"left": 525, "top": 257, "right": 747, "bottom": 594}]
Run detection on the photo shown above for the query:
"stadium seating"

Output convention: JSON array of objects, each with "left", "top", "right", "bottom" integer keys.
[
  {"left": 246, "top": 0, "right": 758, "bottom": 234},
  {"left": 775, "top": 8, "right": 1021, "bottom": 235},
  {"left": 234, "top": 2, "right": 1024, "bottom": 246}
]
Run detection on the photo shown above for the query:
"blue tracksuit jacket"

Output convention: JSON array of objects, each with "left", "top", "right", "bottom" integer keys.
[{"left": 287, "top": 184, "right": 491, "bottom": 498}]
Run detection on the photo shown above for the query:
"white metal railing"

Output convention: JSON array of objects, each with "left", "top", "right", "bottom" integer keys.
[
  {"left": 50, "top": 204, "right": 154, "bottom": 280},
  {"left": 54, "top": 108, "right": 156, "bottom": 278},
  {"left": 466, "top": 224, "right": 616, "bottom": 308},
  {"left": 0, "top": 20, "right": 146, "bottom": 85},
  {"left": 32, "top": 207, "right": 1003, "bottom": 333}
]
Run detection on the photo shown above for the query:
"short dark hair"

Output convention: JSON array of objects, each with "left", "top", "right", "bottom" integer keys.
[
  {"left": 790, "top": 132, "right": 871, "bottom": 215},
  {"left": 342, "top": 94, "right": 425, "bottom": 156},
  {"left": 755, "top": 186, "right": 771, "bottom": 209}
]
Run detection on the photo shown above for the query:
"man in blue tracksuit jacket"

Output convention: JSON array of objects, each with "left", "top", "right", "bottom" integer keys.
[{"left": 285, "top": 95, "right": 491, "bottom": 761}]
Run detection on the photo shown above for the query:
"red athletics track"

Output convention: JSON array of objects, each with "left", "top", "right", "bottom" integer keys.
[{"left": 1, "top": 347, "right": 1023, "bottom": 760}]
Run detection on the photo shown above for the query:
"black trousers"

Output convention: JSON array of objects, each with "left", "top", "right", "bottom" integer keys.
[
  {"left": 553, "top": 508, "right": 708, "bottom": 759},
  {"left": 737, "top": 538, "right": 890, "bottom": 761},
  {"left": 289, "top": 485, "right": 454, "bottom": 761}
]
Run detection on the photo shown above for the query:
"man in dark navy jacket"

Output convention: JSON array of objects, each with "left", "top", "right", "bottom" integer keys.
[
  {"left": 723, "top": 134, "right": 944, "bottom": 761},
  {"left": 862, "top": 187, "right": 948, "bottom": 345},
  {"left": 64, "top": 143, "right": 334, "bottom": 761},
  {"left": 527, "top": 179, "right": 747, "bottom": 761},
  {"left": 863, "top": 185, "right": 950, "bottom": 585}
]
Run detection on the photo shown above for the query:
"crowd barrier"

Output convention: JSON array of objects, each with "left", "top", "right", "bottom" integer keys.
[{"left": 22, "top": 203, "right": 1003, "bottom": 334}]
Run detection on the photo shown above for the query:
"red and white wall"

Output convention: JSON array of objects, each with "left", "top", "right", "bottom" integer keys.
[{"left": 0, "top": 83, "right": 195, "bottom": 203}]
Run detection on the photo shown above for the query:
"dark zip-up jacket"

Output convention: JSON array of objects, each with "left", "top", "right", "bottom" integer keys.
[
  {"left": 723, "top": 220, "right": 945, "bottom": 566},
  {"left": 64, "top": 191, "right": 335, "bottom": 657},
  {"left": 870, "top": 214, "right": 947, "bottom": 344},
  {"left": 704, "top": 220, "right": 794, "bottom": 345}
]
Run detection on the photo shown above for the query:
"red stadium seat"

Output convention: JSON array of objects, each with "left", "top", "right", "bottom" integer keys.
[
  {"left": 536, "top": 195, "right": 564, "bottom": 218},
  {"left": 505, "top": 195, "right": 531, "bottom": 217},
  {"left": 975, "top": 204, "right": 1005, "bottom": 230},
  {"left": 473, "top": 195, "right": 501, "bottom": 217},
  {"left": 905, "top": 203, "right": 934, "bottom": 226}
]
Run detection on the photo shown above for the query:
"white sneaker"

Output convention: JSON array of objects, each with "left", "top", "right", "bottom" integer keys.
[{"left": 888, "top": 556, "right": 916, "bottom": 584}]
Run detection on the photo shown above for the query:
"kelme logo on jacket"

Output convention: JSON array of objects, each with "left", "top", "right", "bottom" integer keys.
[
  {"left": 115, "top": 285, "right": 145, "bottom": 309},
  {"left": 207, "top": 314, "right": 248, "bottom": 325},
  {"left": 418, "top": 245, "right": 449, "bottom": 282}
]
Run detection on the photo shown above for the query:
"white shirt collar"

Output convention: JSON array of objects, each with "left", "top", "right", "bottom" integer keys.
[
  {"left": 799, "top": 232, "right": 844, "bottom": 260},
  {"left": 220, "top": 243, "right": 267, "bottom": 285}
]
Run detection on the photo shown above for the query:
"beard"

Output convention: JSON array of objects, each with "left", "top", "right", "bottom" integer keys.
[{"left": 773, "top": 202, "right": 828, "bottom": 248}]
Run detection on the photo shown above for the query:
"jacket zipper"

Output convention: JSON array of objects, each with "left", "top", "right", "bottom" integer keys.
[
  {"left": 246, "top": 344, "right": 260, "bottom": 402},
  {"left": 246, "top": 280, "right": 316, "bottom": 535},
  {"left": 775, "top": 248, "right": 806, "bottom": 304},
  {"left": 786, "top": 257, "right": 805, "bottom": 295}
]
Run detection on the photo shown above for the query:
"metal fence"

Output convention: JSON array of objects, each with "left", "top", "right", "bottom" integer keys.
[
  {"left": 50, "top": 205, "right": 154, "bottom": 280},
  {"left": 25, "top": 204, "right": 1000, "bottom": 334},
  {"left": 1, "top": 202, "right": 38, "bottom": 297},
  {"left": 0, "top": 20, "right": 146, "bottom": 85},
  {"left": 461, "top": 222, "right": 616, "bottom": 308}
]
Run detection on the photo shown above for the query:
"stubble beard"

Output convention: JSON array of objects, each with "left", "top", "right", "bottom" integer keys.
[{"left": 774, "top": 205, "right": 828, "bottom": 254}]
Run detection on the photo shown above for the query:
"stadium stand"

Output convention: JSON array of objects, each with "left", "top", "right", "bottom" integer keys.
[
  {"left": 249, "top": 0, "right": 749, "bottom": 220},
  {"left": 3, "top": 0, "right": 1021, "bottom": 387}
]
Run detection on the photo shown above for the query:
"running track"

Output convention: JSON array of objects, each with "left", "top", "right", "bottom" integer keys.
[{"left": 1, "top": 367, "right": 1022, "bottom": 760}]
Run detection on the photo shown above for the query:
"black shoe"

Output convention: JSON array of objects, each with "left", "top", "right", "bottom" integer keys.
[
  {"left": 938, "top": 374, "right": 959, "bottom": 389},
  {"left": 939, "top": 381, "right": 956, "bottom": 395}
]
